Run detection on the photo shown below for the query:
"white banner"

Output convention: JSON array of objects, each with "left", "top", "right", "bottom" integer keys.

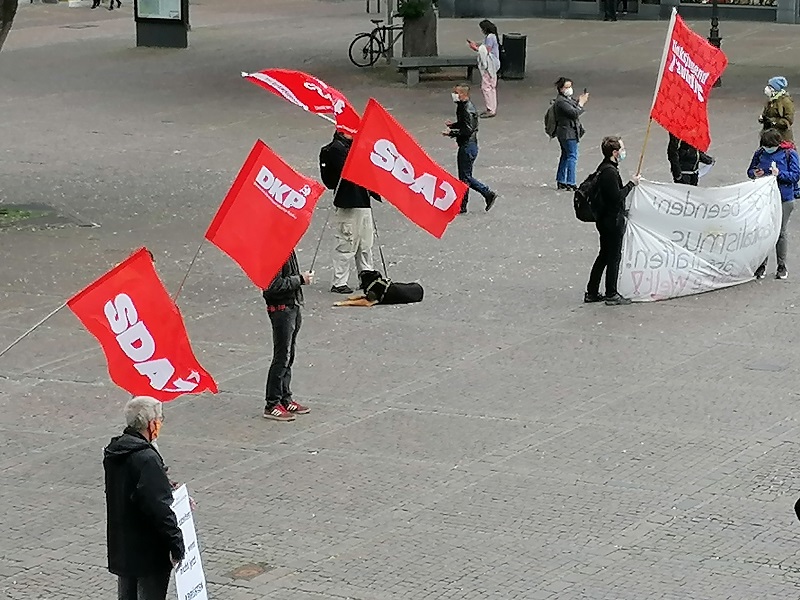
[
  {"left": 171, "top": 485, "right": 209, "bottom": 600},
  {"left": 619, "top": 177, "right": 782, "bottom": 301}
]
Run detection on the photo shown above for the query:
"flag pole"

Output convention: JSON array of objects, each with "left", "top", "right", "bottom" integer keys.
[
  {"left": 0, "top": 302, "right": 68, "bottom": 360},
  {"left": 371, "top": 208, "right": 389, "bottom": 277},
  {"left": 638, "top": 7, "right": 678, "bottom": 175},
  {"left": 309, "top": 187, "right": 337, "bottom": 274},
  {"left": 173, "top": 241, "right": 205, "bottom": 302}
]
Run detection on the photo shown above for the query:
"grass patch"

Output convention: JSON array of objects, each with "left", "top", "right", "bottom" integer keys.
[{"left": 0, "top": 208, "right": 50, "bottom": 227}]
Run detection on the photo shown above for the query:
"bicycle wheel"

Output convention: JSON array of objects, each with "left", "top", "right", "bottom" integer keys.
[{"left": 348, "top": 32, "right": 383, "bottom": 68}]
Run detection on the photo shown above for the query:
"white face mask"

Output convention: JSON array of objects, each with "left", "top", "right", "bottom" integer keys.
[
  {"left": 451, "top": 92, "right": 460, "bottom": 103},
  {"left": 563, "top": 87, "right": 574, "bottom": 98},
  {"left": 765, "top": 86, "right": 775, "bottom": 98}
]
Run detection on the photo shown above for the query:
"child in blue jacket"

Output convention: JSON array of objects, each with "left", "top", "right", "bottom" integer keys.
[{"left": 747, "top": 128, "right": 799, "bottom": 279}]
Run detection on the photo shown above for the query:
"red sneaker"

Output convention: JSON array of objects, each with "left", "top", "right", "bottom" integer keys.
[
  {"left": 285, "top": 400, "right": 311, "bottom": 415},
  {"left": 263, "top": 404, "right": 295, "bottom": 421}
]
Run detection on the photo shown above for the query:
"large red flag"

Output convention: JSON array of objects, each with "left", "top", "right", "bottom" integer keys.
[
  {"left": 67, "top": 248, "right": 218, "bottom": 401},
  {"left": 341, "top": 98, "right": 467, "bottom": 239},
  {"left": 205, "top": 140, "right": 325, "bottom": 288},
  {"left": 242, "top": 69, "right": 361, "bottom": 135},
  {"left": 649, "top": 9, "right": 727, "bottom": 152}
]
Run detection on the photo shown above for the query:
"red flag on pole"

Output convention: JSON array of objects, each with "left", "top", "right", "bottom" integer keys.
[
  {"left": 67, "top": 248, "right": 218, "bottom": 401},
  {"left": 649, "top": 9, "right": 727, "bottom": 152},
  {"left": 242, "top": 69, "right": 361, "bottom": 135},
  {"left": 341, "top": 98, "right": 467, "bottom": 239},
  {"left": 205, "top": 140, "right": 325, "bottom": 288}
]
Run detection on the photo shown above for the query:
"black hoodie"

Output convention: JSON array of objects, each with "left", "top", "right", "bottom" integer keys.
[{"left": 103, "top": 428, "right": 184, "bottom": 577}]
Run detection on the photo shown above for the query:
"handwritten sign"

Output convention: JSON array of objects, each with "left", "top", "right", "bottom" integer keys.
[
  {"left": 171, "top": 485, "right": 209, "bottom": 600},
  {"left": 619, "top": 177, "right": 782, "bottom": 301}
]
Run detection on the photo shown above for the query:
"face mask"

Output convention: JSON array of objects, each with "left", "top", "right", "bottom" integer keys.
[
  {"left": 451, "top": 93, "right": 460, "bottom": 103},
  {"left": 563, "top": 87, "right": 574, "bottom": 98},
  {"left": 765, "top": 86, "right": 775, "bottom": 98},
  {"left": 617, "top": 149, "right": 627, "bottom": 162},
  {"left": 763, "top": 146, "right": 778, "bottom": 154}
]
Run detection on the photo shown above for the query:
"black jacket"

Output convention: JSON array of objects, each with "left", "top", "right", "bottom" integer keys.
[
  {"left": 262, "top": 250, "right": 304, "bottom": 306},
  {"left": 104, "top": 429, "right": 184, "bottom": 577},
  {"left": 326, "top": 133, "right": 380, "bottom": 209},
  {"left": 554, "top": 94, "right": 585, "bottom": 142},
  {"left": 667, "top": 134, "right": 713, "bottom": 182},
  {"left": 594, "top": 157, "right": 635, "bottom": 223},
  {"left": 448, "top": 99, "right": 479, "bottom": 147}
]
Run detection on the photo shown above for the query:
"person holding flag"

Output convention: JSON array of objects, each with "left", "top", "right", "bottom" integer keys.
[{"left": 262, "top": 249, "right": 314, "bottom": 421}]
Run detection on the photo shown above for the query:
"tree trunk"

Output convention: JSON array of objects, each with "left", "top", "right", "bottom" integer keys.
[
  {"left": 401, "top": 2, "right": 438, "bottom": 58},
  {"left": 0, "top": 0, "right": 18, "bottom": 52}
]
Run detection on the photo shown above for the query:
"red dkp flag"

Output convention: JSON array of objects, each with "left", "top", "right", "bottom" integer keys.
[
  {"left": 205, "top": 140, "right": 325, "bottom": 288},
  {"left": 341, "top": 98, "right": 467, "bottom": 239},
  {"left": 650, "top": 9, "right": 727, "bottom": 152},
  {"left": 242, "top": 69, "right": 361, "bottom": 135},
  {"left": 67, "top": 248, "right": 218, "bottom": 401}
]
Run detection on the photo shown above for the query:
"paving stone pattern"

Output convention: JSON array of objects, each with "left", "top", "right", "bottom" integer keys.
[{"left": 1, "top": 1, "right": 800, "bottom": 598}]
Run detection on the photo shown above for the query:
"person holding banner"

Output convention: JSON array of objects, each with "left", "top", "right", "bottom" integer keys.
[
  {"left": 262, "top": 249, "right": 313, "bottom": 421},
  {"left": 747, "top": 128, "right": 799, "bottom": 280},
  {"left": 585, "top": 136, "right": 639, "bottom": 306},
  {"left": 320, "top": 131, "right": 381, "bottom": 295},
  {"left": 445, "top": 84, "right": 498, "bottom": 214},
  {"left": 104, "top": 396, "right": 185, "bottom": 600},
  {"left": 667, "top": 134, "right": 714, "bottom": 186}
]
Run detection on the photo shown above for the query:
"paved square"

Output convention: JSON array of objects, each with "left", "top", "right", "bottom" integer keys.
[{"left": 2, "top": 1, "right": 800, "bottom": 598}]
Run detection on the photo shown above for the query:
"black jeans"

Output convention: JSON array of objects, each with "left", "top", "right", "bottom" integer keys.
[
  {"left": 265, "top": 304, "right": 302, "bottom": 410},
  {"left": 603, "top": 0, "right": 617, "bottom": 19},
  {"left": 588, "top": 215, "right": 625, "bottom": 297},
  {"left": 117, "top": 571, "right": 171, "bottom": 600},
  {"left": 456, "top": 142, "right": 491, "bottom": 209},
  {"left": 676, "top": 173, "right": 699, "bottom": 186}
]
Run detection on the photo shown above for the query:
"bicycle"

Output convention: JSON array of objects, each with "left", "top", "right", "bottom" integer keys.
[{"left": 348, "top": 19, "right": 403, "bottom": 68}]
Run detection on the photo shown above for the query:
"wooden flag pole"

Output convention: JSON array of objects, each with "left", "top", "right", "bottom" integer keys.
[
  {"left": 636, "top": 118, "right": 654, "bottom": 176},
  {"left": 173, "top": 241, "right": 205, "bottom": 302},
  {"left": 0, "top": 302, "right": 68, "bottom": 360}
]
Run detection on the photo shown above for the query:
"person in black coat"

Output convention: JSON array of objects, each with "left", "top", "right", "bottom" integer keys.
[
  {"left": 319, "top": 131, "right": 381, "bottom": 294},
  {"left": 585, "top": 136, "right": 640, "bottom": 306},
  {"left": 262, "top": 250, "right": 314, "bottom": 421},
  {"left": 667, "top": 134, "right": 714, "bottom": 186},
  {"left": 104, "top": 396, "right": 184, "bottom": 600},
  {"left": 553, "top": 77, "right": 589, "bottom": 191}
]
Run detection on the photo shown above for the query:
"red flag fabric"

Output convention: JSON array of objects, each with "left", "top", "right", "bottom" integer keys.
[
  {"left": 649, "top": 10, "right": 728, "bottom": 152},
  {"left": 205, "top": 140, "right": 324, "bottom": 288},
  {"left": 242, "top": 69, "right": 361, "bottom": 135},
  {"left": 341, "top": 98, "right": 467, "bottom": 239},
  {"left": 67, "top": 248, "right": 218, "bottom": 401}
]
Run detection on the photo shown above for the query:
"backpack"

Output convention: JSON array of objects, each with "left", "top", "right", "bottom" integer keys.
[
  {"left": 319, "top": 142, "right": 340, "bottom": 190},
  {"left": 573, "top": 165, "right": 612, "bottom": 223},
  {"left": 544, "top": 99, "right": 557, "bottom": 139},
  {"left": 755, "top": 146, "right": 800, "bottom": 199}
]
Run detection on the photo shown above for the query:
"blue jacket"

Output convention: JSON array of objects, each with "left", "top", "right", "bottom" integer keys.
[{"left": 747, "top": 145, "right": 800, "bottom": 202}]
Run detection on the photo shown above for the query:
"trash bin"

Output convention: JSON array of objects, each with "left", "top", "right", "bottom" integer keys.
[{"left": 500, "top": 33, "right": 526, "bottom": 80}]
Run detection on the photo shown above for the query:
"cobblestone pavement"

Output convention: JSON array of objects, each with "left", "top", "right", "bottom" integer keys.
[{"left": 2, "top": 1, "right": 800, "bottom": 598}]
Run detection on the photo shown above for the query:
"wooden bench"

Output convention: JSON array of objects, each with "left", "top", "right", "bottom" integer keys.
[{"left": 395, "top": 56, "right": 477, "bottom": 87}]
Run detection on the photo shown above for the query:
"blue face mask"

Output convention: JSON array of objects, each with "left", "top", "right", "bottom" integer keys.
[
  {"left": 763, "top": 146, "right": 779, "bottom": 154},
  {"left": 618, "top": 149, "right": 627, "bottom": 162}
]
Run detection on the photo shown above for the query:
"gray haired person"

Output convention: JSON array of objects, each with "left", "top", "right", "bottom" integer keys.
[{"left": 104, "top": 396, "right": 185, "bottom": 600}]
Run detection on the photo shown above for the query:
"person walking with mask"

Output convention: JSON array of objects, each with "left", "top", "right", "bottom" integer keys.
[
  {"left": 585, "top": 136, "right": 640, "bottom": 306},
  {"left": 760, "top": 77, "right": 794, "bottom": 143},
  {"left": 667, "top": 134, "right": 714, "bottom": 186},
  {"left": 467, "top": 20, "right": 501, "bottom": 118},
  {"left": 747, "top": 128, "right": 799, "bottom": 280},
  {"left": 443, "top": 84, "right": 498, "bottom": 214},
  {"left": 553, "top": 77, "right": 589, "bottom": 191}
]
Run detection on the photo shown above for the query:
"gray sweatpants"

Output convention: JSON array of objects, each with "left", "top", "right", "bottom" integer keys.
[
  {"left": 331, "top": 207, "right": 374, "bottom": 287},
  {"left": 763, "top": 200, "right": 794, "bottom": 269}
]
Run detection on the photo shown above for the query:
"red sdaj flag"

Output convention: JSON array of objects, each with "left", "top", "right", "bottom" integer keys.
[
  {"left": 341, "top": 98, "right": 467, "bottom": 239},
  {"left": 205, "top": 140, "right": 325, "bottom": 288},
  {"left": 649, "top": 9, "right": 728, "bottom": 152},
  {"left": 67, "top": 248, "right": 218, "bottom": 401},
  {"left": 242, "top": 69, "right": 361, "bottom": 135}
]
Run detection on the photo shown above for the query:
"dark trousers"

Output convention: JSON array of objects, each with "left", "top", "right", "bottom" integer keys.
[
  {"left": 587, "top": 216, "right": 625, "bottom": 297},
  {"left": 265, "top": 304, "right": 301, "bottom": 410},
  {"left": 117, "top": 571, "right": 171, "bottom": 600},
  {"left": 457, "top": 142, "right": 491, "bottom": 209},
  {"left": 677, "top": 173, "right": 699, "bottom": 186},
  {"left": 603, "top": 0, "right": 617, "bottom": 19}
]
